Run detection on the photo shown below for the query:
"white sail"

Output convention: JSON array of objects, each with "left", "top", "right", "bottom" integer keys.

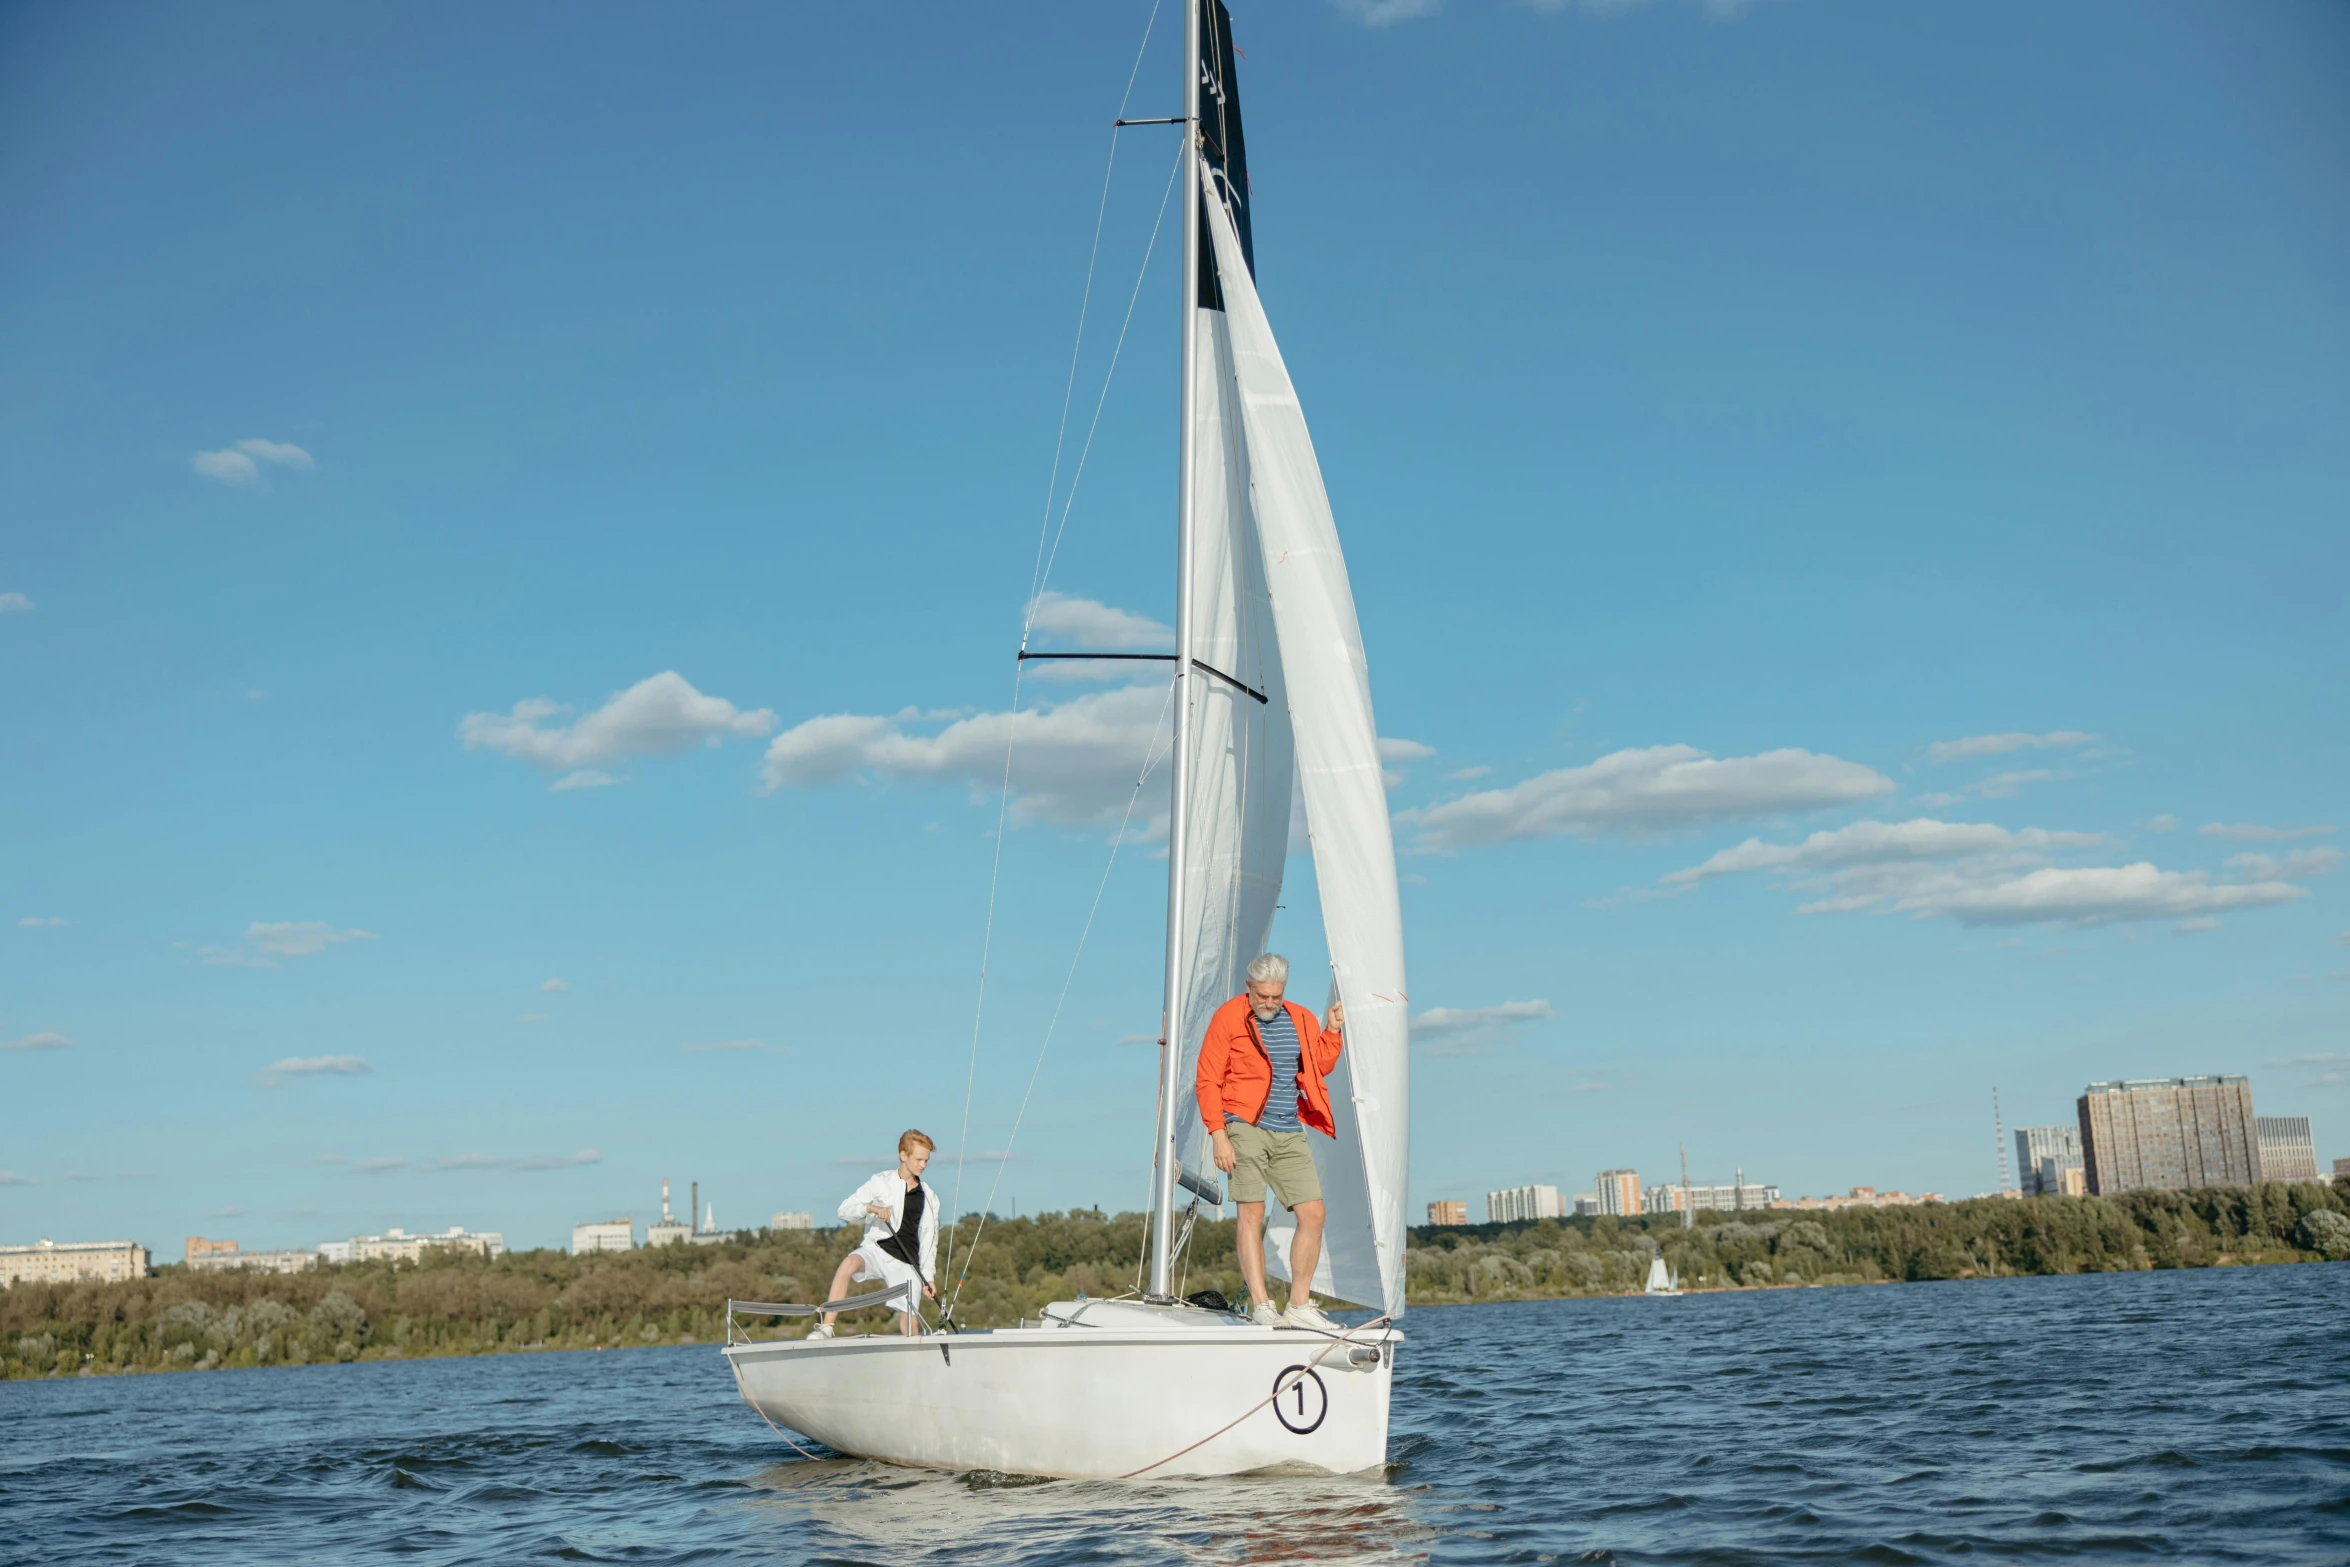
[
  {"left": 1647, "top": 1256, "right": 1670, "bottom": 1293},
  {"left": 1200, "top": 166, "right": 1409, "bottom": 1319},
  {"left": 1173, "top": 308, "right": 1293, "bottom": 1205}
]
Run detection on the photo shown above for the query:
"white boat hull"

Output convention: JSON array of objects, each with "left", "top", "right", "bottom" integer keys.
[{"left": 725, "top": 1309, "right": 1398, "bottom": 1480}]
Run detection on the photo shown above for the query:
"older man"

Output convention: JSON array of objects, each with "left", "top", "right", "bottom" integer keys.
[{"left": 1194, "top": 953, "right": 1345, "bottom": 1330}]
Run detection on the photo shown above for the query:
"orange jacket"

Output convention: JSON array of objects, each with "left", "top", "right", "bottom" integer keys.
[{"left": 1195, "top": 994, "right": 1345, "bottom": 1138}]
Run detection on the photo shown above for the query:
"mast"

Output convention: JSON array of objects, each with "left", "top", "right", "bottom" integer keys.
[{"left": 1149, "top": 0, "right": 1204, "bottom": 1300}]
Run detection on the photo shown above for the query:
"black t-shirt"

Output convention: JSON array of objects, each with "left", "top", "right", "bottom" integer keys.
[{"left": 879, "top": 1181, "right": 925, "bottom": 1272}]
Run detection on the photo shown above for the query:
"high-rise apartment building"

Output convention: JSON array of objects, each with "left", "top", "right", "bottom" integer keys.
[
  {"left": 2255, "top": 1117, "right": 2320, "bottom": 1182},
  {"left": 2013, "top": 1125, "right": 2085, "bottom": 1197},
  {"left": 1425, "top": 1201, "right": 1468, "bottom": 1227},
  {"left": 1594, "top": 1169, "right": 1641, "bottom": 1216},
  {"left": 2077, "top": 1076, "right": 2258, "bottom": 1194},
  {"left": 1485, "top": 1185, "right": 1563, "bottom": 1223},
  {"left": 1680, "top": 1181, "right": 1779, "bottom": 1212}
]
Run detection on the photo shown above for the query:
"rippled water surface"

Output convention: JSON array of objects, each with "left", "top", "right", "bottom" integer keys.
[{"left": 6, "top": 1263, "right": 2346, "bottom": 1564}]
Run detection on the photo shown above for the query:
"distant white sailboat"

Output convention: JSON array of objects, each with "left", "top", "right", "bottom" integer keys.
[
  {"left": 722, "top": 0, "right": 1407, "bottom": 1479},
  {"left": 1645, "top": 1256, "right": 1682, "bottom": 1297}
]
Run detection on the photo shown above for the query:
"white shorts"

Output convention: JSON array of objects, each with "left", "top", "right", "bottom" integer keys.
[{"left": 851, "top": 1243, "right": 923, "bottom": 1307}]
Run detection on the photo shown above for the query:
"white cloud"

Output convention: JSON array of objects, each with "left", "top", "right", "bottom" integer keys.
[
  {"left": 2199, "top": 822, "right": 2335, "bottom": 843},
  {"left": 1026, "top": 592, "right": 1171, "bottom": 651},
  {"left": 18, "top": 916, "right": 65, "bottom": 928},
  {"left": 550, "top": 769, "right": 625, "bottom": 792},
  {"left": 517, "top": 1013, "right": 549, "bottom": 1024},
  {"left": 761, "top": 681, "right": 1169, "bottom": 831},
  {"left": 1666, "top": 819, "right": 2107, "bottom": 885},
  {"left": 0, "top": 592, "right": 31, "bottom": 614},
  {"left": 2145, "top": 814, "right": 2179, "bottom": 832},
  {"left": 248, "top": 921, "right": 375, "bottom": 958},
  {"left": 1411, "top": 1000, "right": 1555, "bottom": 1043},
  {"left": 684, "top": 1039, "right": 765, "bottom": 1054},
  {"left": 0, "top": 1171, "right": 35, "bottom": 1186},
  {"left": 1444, "top": 766, "right": 1491, "bottom": 782},
  {"left": 1378, "top": 738, "right": 1435, "bottom": 762},
  {"left": 1, "top": 1031, "right": 74, "bottom": 1052},
  {"left": 541, "top": 978, "right": 568, "bottom": 993},
  {"left": 2225, "top": 846, "right": 2341, "bottom": 881},
  {"left": 1926, "top": 731, "right": 2097, "bottom": 764},
  {"left": 235, "top": 438, "right": 313, "bottom": 470},
  {"left": 193, "top": 438, "right": 313, "bottom": 487},
  {"left": 353, "top": 1157, "right": 406, "bottom": 1175},
  {"left": 256, "top": 1054, "right": 372, "bottom": 1085},
  {"left": 420, "top": 1148, "right": 601, "bottom": 1173},
  {"left": 1667, "top": 817, "right": 2314, "bottom": 929},
  {"left": 1401, "top": 745, "right": 1892, "bottom": 852},
  {"left": 1330, "top": 0, "right": 1442, "bottom": 26},
  {"left": 461, "top": 671, "right": 775, "bottom": 774},
  {"left": 2174, "top": 917, "right": 2221, "bottom": 935},
  {"left": 193, "top": 448, "right": 261, "bottom": 486}
]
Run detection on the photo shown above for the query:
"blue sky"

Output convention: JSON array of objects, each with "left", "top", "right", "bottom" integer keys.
[{"left": 4, "top": 0, "right": 2345, "bottom": 1256}]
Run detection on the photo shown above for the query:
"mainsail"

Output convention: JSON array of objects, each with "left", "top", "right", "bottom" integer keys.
[{"left": 1198, "top": 160, "right": 1411, "bottom": 1320}]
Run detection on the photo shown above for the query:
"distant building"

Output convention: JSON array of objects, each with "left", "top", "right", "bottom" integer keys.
[
  {"left": 189, "top": 1248, "right": 318, "bottom": 1275},
  {"left": 1642, "top": 1184, "right": 1688, "bottom": 1215},
  {"left": 347, "top": 1227, "right": 504, "bottom": 1263},
  {"left": 2014, "top": 1125, "right": 2085, "bottom": 1197},
  {"left": 1593, "top": 1169, "right": 1641, "bottom": 1217},
  {"left": 1425, "top": 1201, "right": 1468, "bottom": 1227},
  {"left": 2336, "top": 1157, "right": 2350, "bottom": 1180},
  {"left": 1683, "top": 1181, "right": 1779, "bottom": 1212},
  {"left": 2255, "top": 1117, "right": 2321, "bottom": 1182},
  {"left": 1769, "top": 1187, "right": 1943, "bottom": 1211},
  {"left": 1485, "top": 1185, "right": 1563, "bottom": 1223},
  {"left": 769, "top": 1212, "right": 815, "bottom": 1232},
  {"left": 2078, "top": 1076, "right": 2258, "bottom": 1194},
  {"left": 0, "top": 1239, "right": 151, "bottom": 1287},
  {"left": 186, "top": 1236, "right": 239, "bottom": 1266},
  {"left": 572, "top": 1219, "right": 635, "bottom": 1254},
  {"left": 1572, "top": 1194, "right": 1600, "bottom": 1216},
  {"left": 318, "top": 1242, "right": 355, "bottom": 1265}
]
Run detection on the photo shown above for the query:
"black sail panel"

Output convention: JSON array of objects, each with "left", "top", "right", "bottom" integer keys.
[{"left": 1196, "top": 0, "right": 1253, "bottom": 310}]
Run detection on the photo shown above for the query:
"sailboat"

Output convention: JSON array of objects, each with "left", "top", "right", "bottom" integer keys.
[
  {"left": 1644, "top": 1256, "right": 1682, "bottom": 1297},
  {"left": 722, "top": 1, "right": 1409, "bottom": 1480}
]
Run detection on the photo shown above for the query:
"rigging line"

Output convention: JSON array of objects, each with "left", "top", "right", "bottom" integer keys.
[
  {"left": 1020, "top": 0, "right": 1164, "bottom": 645},
  {"left": 942, "top": 659, "right": 1022, "bottom": 1293},
  {"left": 1031, "top": 132, "right": 1185, "bottom": 618},
  {"left": 950, "top": 675, "right": 1178, "bottom": 1314},
  {"left": 959, "top": 1, "right": 1166, "bottom": 1280}
]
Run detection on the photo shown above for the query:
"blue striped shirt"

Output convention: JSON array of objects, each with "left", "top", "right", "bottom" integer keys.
[{"left": 1248, "top": 1005, "right": 1304, "bottom": 1134}]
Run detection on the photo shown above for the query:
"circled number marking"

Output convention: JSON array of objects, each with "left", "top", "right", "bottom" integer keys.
[{"left": 1271, "top": 1365, "right": 1328, "bottom": 1435}]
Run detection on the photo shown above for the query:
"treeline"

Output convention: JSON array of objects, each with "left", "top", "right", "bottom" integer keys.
[
  {"left": 1407, "top": 1181, "right": 2350, "bottom": 1302},
  {"left": 5, "top": 1184, "right": 2345, "bottom": 1379}
]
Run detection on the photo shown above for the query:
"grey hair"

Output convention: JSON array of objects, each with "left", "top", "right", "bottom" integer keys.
[{"left": 1246, "top": 953, "right": 1289, "bottom": 986}]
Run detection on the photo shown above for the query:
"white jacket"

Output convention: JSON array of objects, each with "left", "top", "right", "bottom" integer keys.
[{"left": 837, "top": 1169, "right": 939, "bottom": 1282}]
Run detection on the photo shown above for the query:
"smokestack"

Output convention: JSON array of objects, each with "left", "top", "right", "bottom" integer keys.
[
  {"left": 662, "top": 1177, "right": 672, "bottom": 1224},
  {"left": 692, "top": 1181, "right": 699, "bottom": 1234}
]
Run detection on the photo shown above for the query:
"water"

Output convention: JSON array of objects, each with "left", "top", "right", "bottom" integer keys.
[{"left": 5, "top": 1264, "right": 2345, "bottom": 1565}]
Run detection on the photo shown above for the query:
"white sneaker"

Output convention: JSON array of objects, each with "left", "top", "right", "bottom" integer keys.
[
  {"left": 1283, "top": 1300, "right": 1340, "bottom": 1333},
  {"left": 806, "top": 1323, "right": 835, "bottom": 1340},
  {"left": 1250, "top": 1298, "right": 1283, "bottom": 1327}
]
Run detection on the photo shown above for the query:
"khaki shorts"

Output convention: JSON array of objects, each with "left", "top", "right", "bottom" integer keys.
[{"left": 1224, "top": 1120, "right": 1321, "bottom": 1209}]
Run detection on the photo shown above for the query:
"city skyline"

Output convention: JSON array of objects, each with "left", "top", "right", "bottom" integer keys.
[{"left": 4, "top": 1, "right": 2345, "bottom": 1254}]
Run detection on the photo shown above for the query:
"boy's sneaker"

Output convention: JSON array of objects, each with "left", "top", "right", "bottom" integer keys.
[
  {"left": 1249, "top": 1298, "right": 1283, "bottom": 1327},
  {"left": 1283, "top": 1300, "right": 1340, "bottom": 1333},
  {"left": 806, "top": 1323, "right": 835, "bottom": 1340}
]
